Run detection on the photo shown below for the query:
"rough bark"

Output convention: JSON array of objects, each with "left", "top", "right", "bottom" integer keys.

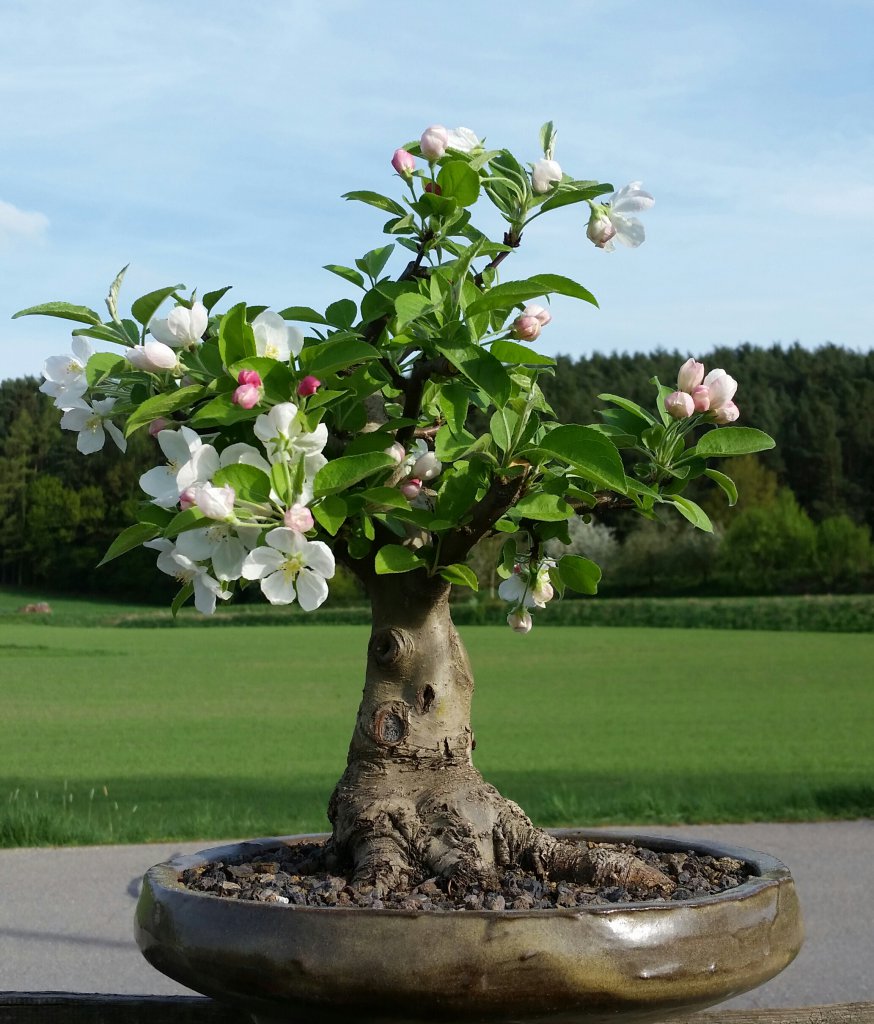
[{"left": 328, "top": 572, "right": 672, "bottom": 895}]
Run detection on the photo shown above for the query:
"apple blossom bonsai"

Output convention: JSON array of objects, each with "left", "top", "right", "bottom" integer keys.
[{"left": 17, "top": 121, "right": 773, "bottom": 897}]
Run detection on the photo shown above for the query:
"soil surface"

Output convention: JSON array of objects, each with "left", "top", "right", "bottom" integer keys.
[{"left": 180, "top": 840, "right": 753, "bottom": 911}]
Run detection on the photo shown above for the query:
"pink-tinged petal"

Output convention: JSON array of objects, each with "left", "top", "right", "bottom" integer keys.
[
  {"left": 241, "top": 547, "right": 285, "bottom": 580},
  {"left": 296, "top": 567, "right": 329, "bottom": 611},
  {"left": 260, "top": 570, "right": 297, "bottom": 605},
  {"left": 303, "top": 539, "right": 335, "bottom": 579}
]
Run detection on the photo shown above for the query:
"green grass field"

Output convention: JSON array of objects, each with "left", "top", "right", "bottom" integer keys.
[{"left": 2, "top": 620, "right": 872, "bottom": 847}]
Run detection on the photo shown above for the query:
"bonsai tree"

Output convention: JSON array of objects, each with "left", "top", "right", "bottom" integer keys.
[{"left": 17, "top": 121, "right": 773, "bottom": 896}]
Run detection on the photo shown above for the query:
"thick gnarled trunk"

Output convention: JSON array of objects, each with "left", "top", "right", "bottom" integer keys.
[{"left": 328, "top": 572, "right": 671, "bottom": 895}]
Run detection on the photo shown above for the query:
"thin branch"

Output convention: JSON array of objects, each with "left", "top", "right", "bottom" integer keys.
[
  {"left": 440, "top": 470, "right": 530, "bottom": 565},
  {"left": 472, "top": 229, "right": 522, "bottom": 289}
]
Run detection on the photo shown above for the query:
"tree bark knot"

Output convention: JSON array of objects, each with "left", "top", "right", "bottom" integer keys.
[
  {"left": 369, "top": 627, "right": 413, "bottom": 668},
  {"left": 370, "top": 702, "right": 410, "bottom": 747}
]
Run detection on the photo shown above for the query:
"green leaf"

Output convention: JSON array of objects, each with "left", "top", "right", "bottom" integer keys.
[
  {"left": 513, "top": 492, "right": 574, "bottom": 521},
  {"left": 71, "top": 324, "right": 131, "bottom": 346},
  {"left": 539, "top": 120, "right": 556, "bottom": 158},
  {"left": 218, "top": 303, "right": 256, "bottom": 366},
  {"left": 357, "top": 245, "right": 395, "bottom": 279},
  {"left": 439, "top": 563, "right": 479, "bottom": 590},
  {"left": 278, "top": 305, "right": 328, "bottom": 324},
  {"left": 528, "top": 273, "right": 598, "bottom": 307},
  {"left": 598, "top": 393, "right": 658, "bottom": 427},
  {"left": 490, "top": 340, "right": 556, "bottom": 366},
  {"left": 438, "top": 382, "right": 469, "bottom": 435},
  {"left": 374, "top": 544, "right": 427, "bottom": 574},
  {"left": 466, "top": 274, "right": 598, "bottom": 317},
  {"left": 538, "top": 425, "right": 627, "bottom": 492},
  {"left": 124, "top": 384, "right": 205, "bottom": 436},
  {"left": 342, "top": 190, "right": 406, "bottom": 216},
  {"left": 325, "top": 299, "right": 357, "bottom": 328},
  {"left": 164, "top": 508, "right": 208, "bottom": 539},
  {"left": 202, "top": 286, "right": 232, "bottom": 312},
  {"left": 668, "top": 495, "right": 713, "bottom": 532},
  {"left": 695, "top": 427, "right": 776, "bottom": 458},
  {"left": 131, "top": 284, "right": 185, "bottom": 328},
  {"left": 105, "top": 265, "right": 128, "bottom": 323},
  {"left": 171, "top": 582, "right": 195, "bottom": 618},
  {"left": 650, "top": 376, "right": 675, "bottom": 427},
  {"left": 435, "top": 425, "right": 479, "bottom": 461},
  {"left": 704, "top": 468, "right": 738, "bottom": 506},
  {"left": 313, "top": 495, "right": 348, "bottom": 536},
  {"left": 324, "top": 265, "right": 366, "bottom": 289},
  {"left": 302, "top": 338, "right": 379, "bottom": 377},
  {"left": 540, "top": 183, "right": 612, "bottom": 213},
  {"left": 313, "top": 452, "right": 396, "bottom": 496},
  {"left": 213, "top": 464, "right": 271, "bottom": 503},
  {"left": 394, "top": 292, "right": 432, "bottom": 329},
  {"left": 434, "top": 336, "right": 511, "bottom": 407},
  {"left": 557, "top": 554, "right": 601, "bottom": 595},
  {"left": 187, "top": 393, "right": 258, "bottom": 429},
  {"left": 359, "top": 487, "right": 411, "bottom": 510},
  {"left": 437, "top": 161, "right": 480, "bottom": 207},
  {"left": 85, "top": 352, "right": 125, "bottom": 388},
  {"left": 12, "top": 301, "right": 102, "bottom": 326},
  {"left": 97, "top": 523, "right": 160, "bottom": 566},
  {"left": 490, "top": 409, "right": 512, "bottom": 453}
]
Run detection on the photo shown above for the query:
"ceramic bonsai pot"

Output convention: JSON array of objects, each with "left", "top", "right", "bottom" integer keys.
[{"left": 135, "top": 828, "right": 803, "bottom": 1024}]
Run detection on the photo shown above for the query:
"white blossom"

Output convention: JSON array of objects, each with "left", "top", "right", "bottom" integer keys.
[
  {"left": 174, "top": 523, "right": 260, "bottom": 582},
  {"left": 498, "top": 559, "right": 556, "bottom": 610},
  {"left": 150, "top": 302, "right": 208, "bottom": 349},
  {"left": 241, "top": 527, "right": 335, "bottom": 610},
  {"left": 40, "top": 337, "right": 92, "bottom": 409},
  {"left": 253, "top": 402, "right": 328, "bottom": 482},
  {"left": 252, "top": 311, "right": 303, "bottom": 361},
  {"left": 127, "top": 340, "right": 180, "bottom": 373},
  {"left": 531, "top": 158, "right": 562, "bottom": 194},
  {"left": 59, "top": 398, "right": 126, "bottom": 455},
  {"left": 145, "top": 538, "right": 228, "bottom": 615},
  {"left": 194, "top": 482, "right": 236, "bottom": 520},
  {"left": 139, "top": 427, "right": 206, "bottom": 508},
  {"left": 596, "top": 182, "right": 655, "bottom": 251},
  {"left": 445, "top": 127, "right": 480, "bottom": 153}
]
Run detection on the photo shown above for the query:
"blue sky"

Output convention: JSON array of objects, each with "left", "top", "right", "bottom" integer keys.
[{"left": 2, "top": 0, "right": 873, "bottom": 381}]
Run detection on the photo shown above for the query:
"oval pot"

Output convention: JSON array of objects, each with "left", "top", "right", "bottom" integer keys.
[{"left": 135, "top": 829, "right": 803, "bottom": 1024}]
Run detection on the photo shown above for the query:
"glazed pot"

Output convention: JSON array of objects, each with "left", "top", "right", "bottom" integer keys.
[{"left": 135, "top": 829, "right": 803, "bottom": 1024}]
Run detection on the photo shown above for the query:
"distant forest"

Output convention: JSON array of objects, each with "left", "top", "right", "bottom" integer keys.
[{"left": 1, "top": 343, "right": 872, "bottom": 602}]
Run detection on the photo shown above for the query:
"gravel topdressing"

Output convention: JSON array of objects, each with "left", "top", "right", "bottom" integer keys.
[{"left": 180, "top": 840, "right": 754, "bottom": 911}]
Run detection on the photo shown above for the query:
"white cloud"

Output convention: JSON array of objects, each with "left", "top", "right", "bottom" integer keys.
[{"left": 0, "top": 199, "right": 49, "bottom": 243}]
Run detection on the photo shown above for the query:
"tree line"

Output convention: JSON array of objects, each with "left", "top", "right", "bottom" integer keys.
[{"left": 1, "top": 342, "right": 872, "bottom": 601}]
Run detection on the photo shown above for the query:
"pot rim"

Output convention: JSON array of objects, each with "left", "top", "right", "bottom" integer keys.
[{"left": 143, "top": 827, "right": 792, "bottom": 918}]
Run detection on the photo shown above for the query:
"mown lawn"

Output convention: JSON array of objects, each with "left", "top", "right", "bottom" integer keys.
[{"left": 1, "top": 623, "right": 872, "bottom": 846}]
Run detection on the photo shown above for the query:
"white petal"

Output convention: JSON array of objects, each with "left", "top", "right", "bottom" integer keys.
[
  {"left": 104, "top": 419, "right": 127, "bottom": 453},
  {"left": 158, "top": 429, "right": 196, "bottom": 465},
  {"left": 265, "top": 527, "right": 301, "bottom": 555},
  {"left": 296, "top": 422, "right": 328, "bottom": 455},
  {"left": 261, "top": 570, "right": 297, "bottom": 605},
  {"left": 270, "top": 402, "right": 299, "bottom": 437},
  {"left": 220, "top": 442, "right": 271, "bottom": 475},
  {"left": 77, "top": 423, "right": 106, "bottom": 454},
  {"left": 139, "top": 465, "right": 179, "bottom": 507},
  {"left": 71, "top": 337, "right": 93, "bottom": 364},
  {"left": 189, "top": 301, "right": 208, "bottom": 340},
  {"left": 287, "top": 325, "right": 304, "bottom": 358},
  {"left": 192, "top": 575, "right": 219, "bottom": 615},
  {"left": 611, "top": 214, "right": 646, "bottom": 247},
  {"left": 60, "top": 408, "right": 90, "bottom": 430},
  {"left": 610, "top": 183, "right": 654, "bottom": 214},
  {"left": 211, "top": 536, "right": 246, "bottom": 581},
  {"left": 498, "top": 576, "right": 526, "bottom": 603},
  {"left": 296, "top": 567, "right": 328, "bottom": 611},
  {"left": 303, "top": 539, "right": 335, "bottom": 579},
  {"left": 175, "top": 529, "right": 215, "bottom": 562},
  {"left": 149, "top": 317, "right": 178, "bottom": 346},
  {"left": 176, "top": 445, "right": 220, "bottom": 490},
  {"left": 241, "top": 546, "right": 285, "bottom": 580},
  {"left": 253, "top": 311, "right": 291, "bottom": 361}
]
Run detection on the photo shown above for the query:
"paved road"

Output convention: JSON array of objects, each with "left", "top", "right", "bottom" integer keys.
[{"left": 0, "top": 821, "right": 871, "bottom": 1011}]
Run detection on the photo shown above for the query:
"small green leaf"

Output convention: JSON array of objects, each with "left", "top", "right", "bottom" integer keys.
[
  {"left": 97, "top": 523, "right": 160, "bottom": 566},
  {"left": 704, "top": 468, "right": 738, "bottom": 506},
  {"left": 324, "top": 265, "right": 366, "bottom": 289},
  {"left": 598, "top": 393, "right": 658, "bottom": 427},
  {"left": 357, "top": 245, "right": 395, "bottom": 279},
  {"left": 12, "top": 301, "right": 102, "bottom": 325},
  {"left": 302, "top": 338, "right": 379, "bottom": 377},
  {"left": 170, "top": 582, "right": 194, "bottom": 617},
  {"left": 202, "top": 286, "right": 232, "bottom": 312},
  {"left": 538, "top": 425, "right": 627, "bottom": 493},
  {"left": 435, "top": 335, "right": 511, "bottom": 407},
  {"left": 278, "top": 305, "right": 328, "bottom": 324},
  {"left": 490, "top": 340, "right": 556, "bottom": 366},
  {"left": 437, "top": 161, "right": 480, "bottom": 207},
  {"left": 557, "top": 554, "right": 601, "bottom": 595},
  {"left": 213, "top": 464, "right": 271, "bottom": 503},
  {"left": 313, "top": 452, "right": 396, "bottom": 496},
  {"left": 105, "top": 265, "right": 128, "bottom": 323},
  {"left": 439, "top": 563, "right": 479, "bottom": 590},
  {"left": 85, "top": 352, "right": 125, "bottom": 388},
  {"left": 695, "top": 427, "right": 776, "bottom": 458},
  {"left": 539, "top": 183, "right": 612, "bottom": 213},
  {"left": 218, "top": 303, "right": 256, "bottom": 366},
  {"left": 490, "top": 409, "right": 512, "bottom": 453},
  {"left": 514, "top": 492, "right": 574, "bottom": 521},
  {"left": 313, "top": 495, "right": 348, "bottom": 535},
  {"left": 164, "top": 508, "right": 208, "bottom": 539},
  {"left": 438, "top": 382, "right": 469, "bottom": 435},
  {"left": 668, "top": 495, "right": 714, "bottom": 532},
  {"left": 342, "top": 190, "right": 407, "bottom": 216},
  {"left": 131, "top": 284, "right": 186, "bottom": 328},
  {"left": 359, "top": 487, "right": 411, "bottom": 510},
  {"left": 394, "top": 292, "right": 432, "bottom": 329},
  {"left": 125, "top": 384, "right": 205, "bottom": 436},
  {"left": 374, "top": 544, "right": 427, "bottom": 574},
  {"left": 187, "top": 393, "right": 257, "bottom": 429},
  {"left": 325, "top": 299, "right": 357, "bottom": 328}
]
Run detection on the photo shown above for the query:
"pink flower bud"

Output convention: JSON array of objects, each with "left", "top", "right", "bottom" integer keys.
[
  {"left": 148, "top": 417, "right": 171, "bottom": 437},
  {"left": 384, "top": 442, "right": 406, "bottom": 464},
  {"left": 283, "top": 502, "right": 315, "bottom": 532},
  {"left": 507, "top": 609, "right": 533, "bottom": 634},
  {"left": 677, "top": 358, "right": 705, "bottom": 393},
  {"left": 423, "top": 181, "right": 442, "bottom": 195},
  {"left": 665, "top": 391, "right": 695, "bottom": 419},
  {"left": 391, "top": 148, "right": 415, "bottom": 177},
  {"left": 420, "top": 124, "right": 449, "bottom": 161},
  {"left": 703, "top": 369, "right": 738, "bottom": 412},
  {"left": 531, "top": 579, "right": 554, "bottom": 607},
  {"left": 179, "top": 487, "right": 197, "bottom": 510},
  {"left": 586, "top": 208, "right": 617, "bottom": 248},
  {"left": 523, "top": 304, "right": 552, "bottom": 326},
  {"left": 691, "top": 385, "right": 711, "bottom": 412},
  {"left": 195, "top": 482, "right": 236, "bottom": 520},
  {"left": 297, "top": 375, "right": 322, "bottom": 397},
  {"left": 713, "top": 401, "right": 740, "bottom": 424},
  {"left": 512, "top": 314, "right": 542, "bottom": 342},
  {"left": 400, "top": 478, "right": 422, "bottom": 500},
  {"left": 237, "top": 369, "right": 262, "bottom": 387},
  {"left": 232, "top": 383, "right": 261, "bottom": 409}
]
